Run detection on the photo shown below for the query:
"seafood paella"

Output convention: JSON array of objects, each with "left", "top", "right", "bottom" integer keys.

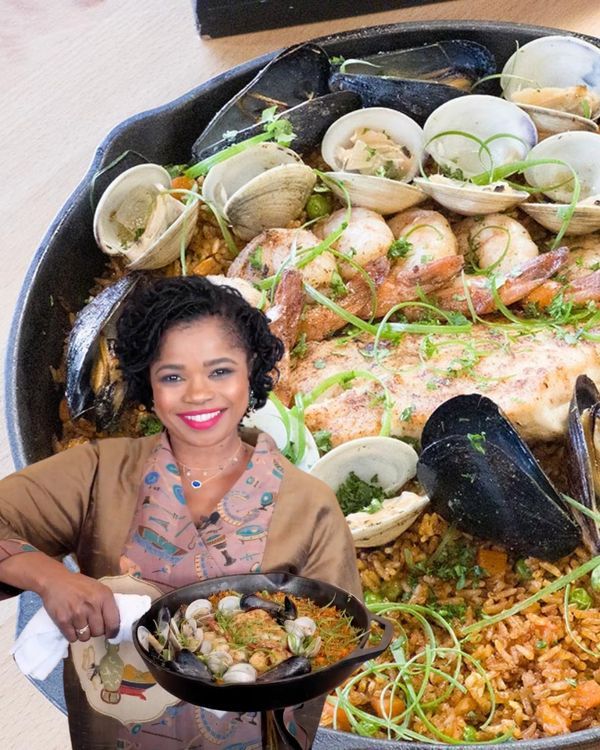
[{"left": 53, "top": 31, "right": 600, "bottom": 744}]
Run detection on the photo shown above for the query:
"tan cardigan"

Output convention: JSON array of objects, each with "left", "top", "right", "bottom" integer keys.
[{"left": 0, "top": 434, "right": 362, "bottom": 598}]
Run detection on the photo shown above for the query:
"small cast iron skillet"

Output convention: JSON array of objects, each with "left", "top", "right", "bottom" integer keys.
[{"left": 132, "top": 571, "right": 393, "bottom": 712}]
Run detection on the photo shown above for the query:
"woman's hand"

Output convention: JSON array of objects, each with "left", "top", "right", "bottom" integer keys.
[
  {"left": 39, "top": 566, "right": 120, "bottom": 643},
  {"left": 0, "top": 550, "right": 120, "bottom": 642}
]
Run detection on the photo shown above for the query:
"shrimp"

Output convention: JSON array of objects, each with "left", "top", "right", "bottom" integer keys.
[
  {"left": 268, "top": 269, "right": 304, "bottom": 405},
  {"left": 432, "top": 247, "right": 569, "bottom": 315},
  {"left": 316, "top": 207, "right": 394, "bottom": 279},
  {"left": 524, "top": 235, "right": 600, "bottom": 308},
  {"left": 387, "top": 208, "right": 458, "bottom": 263},
  {"left": 454, "top": 214, "right": 539, "bottom": 276},
  {"left": 227, "top": 228, "right": 336, "bottom": 289}
]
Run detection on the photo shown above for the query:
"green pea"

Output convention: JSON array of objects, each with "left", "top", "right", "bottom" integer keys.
[
  {"left": 515, "top": 559, "right": 532, "bottom": 581},
  {"left": 380, "top": 579, "right": 402, "bottom": 602},
  {"left": 535, "top": 639, "right": 547, "bottom": 649},
  {"left": 463, "top": 726, "right": 478, "bottom": 742},
  {"left": 363, "top": 590, "right": 384, "bottom": 607},
  {"left": 569, "top": 586, "right": 593, "bottom": 610},
  {"left": 305, "top": 193, "right": 332, "bottom": 220}
]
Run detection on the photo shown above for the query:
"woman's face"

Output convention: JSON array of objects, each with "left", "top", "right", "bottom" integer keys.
[{"left": 149, "top": 316, "right": 250, "bottom": 457}]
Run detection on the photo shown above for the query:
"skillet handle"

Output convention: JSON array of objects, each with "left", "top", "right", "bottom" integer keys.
[{"left": 342, "top": 612, "right": 394, "bottom": 668}]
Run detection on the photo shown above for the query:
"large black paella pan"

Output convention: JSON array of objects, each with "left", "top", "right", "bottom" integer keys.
[{"left": 6, "top": 19, "right": 600, "bottom": 750}]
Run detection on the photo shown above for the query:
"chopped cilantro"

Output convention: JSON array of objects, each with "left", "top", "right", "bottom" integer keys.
[
  {"left": 440, "top": 164, "right": 466, "bottom": 181},
  {"left": 249, "top": 245, "right": 263, "bottom": 271},
  {"left": 330, "top": 268, "right": 348, "bottom": 299},
  {"left": 400, "top": 405, "right": 415, "bottom": 421},
  {"left": 467, "top": 432, "right": 486, "bottom": 454},
  {"left": 139, "top": 414, "right": 163, "bottom": 436},
  {"left": 313, "top": 429, "right": 333, "bottom": 454},
  {"left": 336, "top": 472, "right": 386, "bottom": 516},
  {"left": 387, "top": 237, "right": 412, "bottom": 260},
  {"left": 291, "top": 333, "right": 308, "bottom": 359},
  {"left": 313, "top": 359, "right": 327, "bottom": 370}
]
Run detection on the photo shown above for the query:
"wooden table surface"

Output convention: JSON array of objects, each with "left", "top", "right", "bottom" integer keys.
[{"left": 1, "top": 0, "right": 600, "bottom": 747}]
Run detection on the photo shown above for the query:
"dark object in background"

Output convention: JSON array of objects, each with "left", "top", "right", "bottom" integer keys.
[{"left": 194, "top": 0, "right": 451, "bottom": 38}]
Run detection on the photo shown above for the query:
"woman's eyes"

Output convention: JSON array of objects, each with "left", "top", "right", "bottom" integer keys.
[
  {"left": 160, "top": 374, "right": 182, "bottom": 383},
  {"left": 158, "top": 368, "right": 233, "bottom": 382},
  {"left": 211, "top": 367, "right": 233, "bottom": 378}
]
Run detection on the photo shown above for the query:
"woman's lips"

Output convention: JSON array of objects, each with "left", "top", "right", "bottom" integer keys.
[{"left": 178, "top": 409, "right": 225, "bottom": 430}]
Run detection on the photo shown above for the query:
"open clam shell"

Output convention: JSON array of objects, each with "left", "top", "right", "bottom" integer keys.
[
  {"left": 201, "top": 142, "right": 316, "bottom": 240},
  {"left": 310, "top": 436, "right": 428, "bottom": 547},
  {"left": 93, "top": 164, "right": 199, "bottom": 270},
  {"left": 321, "top": 107, "right": 426, "bottom": 214},
  {"left": 522, "top": 131, "right": 600, "bottom": 234},
  {"left": 501, "top": 35, "right": 600, "bottom": 134},
  {"left": 412, "top": 175, "right": 529, "bottom": 216},
  {"left": 423, "top": 95, "right": 537, "bottom": 178},
  {"left": 418, "top": 395, "right": 581, "bottom": 561}
]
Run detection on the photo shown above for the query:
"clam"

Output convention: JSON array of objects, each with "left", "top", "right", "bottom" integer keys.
[
  {"left": 320, "top": 107, "right": 426, "bottom": 214},
  {"left": 222, "top": 663, "right": 257, "bottom": 685},
  {"left": 501, "top": 35, "right": 600, "bottom": 136},
  {"left": 284, "top": 616, "right": 317, "bottom": 639},
  {"left": 417, "top": 395, "right": 581, "bottom": 561},
  {"left": 412, "top": 174, "right": 529, "bottom": 217},
  {"left": 522, "top": 131, "right": 600, "bottom": 234},
  {"left": 185, "top": 598, "right": 212, "bottom": 620},
  {"left": 310, "top": 436, "right": 428, "bottom": 547},
  {"left": 329, "top": 40, "right": 496, "bottom": 124},
  {"left": 217, "top": 595, "right": 242, "bottom": 615},
  {"left": 567, "top": 375, "right": 600, "bottom": 554},
  {"left": 93, "top": 164, "right": 199, "bottom": 270},
  {"left": 65, "top": 274, "right": 140, "bottom": 422},
  {"left": 414, "top": 95, "right": 537, "bottom": 215},
  {"left": 136, "top": 625, "right": 164, "bottom": 656},
  {"left": 201, "top": 142, "right": 316, "bottom": 240},
  {"left": 206, "top": 649, "right": 234, "bottom": 678}
]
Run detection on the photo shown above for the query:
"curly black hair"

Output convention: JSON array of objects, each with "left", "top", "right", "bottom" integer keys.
[{"left": 115, "top": 275, "right": 284, "bottom": 410}]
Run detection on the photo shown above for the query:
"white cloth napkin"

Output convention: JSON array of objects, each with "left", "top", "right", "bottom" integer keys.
[{"left": 11, "top": 593, "right": 151, "bottom": 680}]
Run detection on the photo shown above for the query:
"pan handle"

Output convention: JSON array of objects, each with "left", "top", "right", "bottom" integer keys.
[{"left": 341, "top": 612, "right": 394, "bottom": 669}]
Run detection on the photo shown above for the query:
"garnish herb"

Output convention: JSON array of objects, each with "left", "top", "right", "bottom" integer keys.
[
  {"left": 467, "top": 432, "right": 486, "bottom": 454},
  {"left": 249, "top": 245, "right": 263, "bottom": 271},
  {"left": 330, "top": 268, "right": 348, "bottom": 299},
  {"left": 514, "top": 559, "right": 532, "bottom": 581},
  {"left": 313, "top": 359, "right": 327, "bottom": 370},
  {"left": 336, "top": 472, "right": 386, "bottom": 516},
  {"left": 291, "top": 332, "right": 308, "bottom": 359},
  {"left": 387, "top": 237, "right": 413, "bottom": 260},
  {"left": 569, "top": 586, "right": 593, "bottom": 610},
  {"left": 400, "top": 405, "right": 415, "bottom": 422},
  {"left": 313, "top": 429, "right": 333, "bottom": 454}
]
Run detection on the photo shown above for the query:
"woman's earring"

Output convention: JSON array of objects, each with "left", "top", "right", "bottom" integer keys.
[{"left": 247, "top": 390, "right": 257, "bottom": 414}]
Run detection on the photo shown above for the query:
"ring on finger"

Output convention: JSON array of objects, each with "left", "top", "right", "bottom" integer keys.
[{"left": 76, "top": 624, "right": 90, "bottom": 636}]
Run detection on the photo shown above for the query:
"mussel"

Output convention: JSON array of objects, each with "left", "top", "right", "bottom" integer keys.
[
  {"left": 192, "top": 91, "right": 361, "bottom": 162},
  {"left": 329, "top": 40, "right": 496, "bottom": 124},
  {"left": 417, "top": 394, "right": 581, "bottom": 561},
  {"left": 567, "top": 375, "right": 600, "bottom": 553},
  {"left": 192, "top": 43, "right": 331, "bottom": 156},
  {"left": 255, "top": 655, "right": 311, "bottom": 682},
  {"left": 65, "top": 274, "right": 140, "bottom": 425},
  {"left": 167, "top": 650, "right": 214, "bottom": 681},
  {"left": 239, "top": 593, "right": 297, "bottom": 624}
]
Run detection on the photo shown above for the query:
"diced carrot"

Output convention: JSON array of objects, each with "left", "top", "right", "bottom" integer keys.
[
  {"left": 476, "top": 548, "right": 508, "bottom": 577},
  {"left": 537, "top": 701, "right": 571, "bottom": 735},
  {"left": 574, "top": 680, "right": 600, "bottom": 710},
  {"left": 320, "top": 699, "right": 352, "bottom": 732},
  {"left": 523, "top": 281, "right": 562, "bottom": 310},
  {"left": 171, "top": 175, "right": 195, "bottom": 193},
  {"left": 370, "top": 694, "right": 405, "bottom": 719}
]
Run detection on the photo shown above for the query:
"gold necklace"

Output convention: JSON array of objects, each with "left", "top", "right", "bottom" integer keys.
[{"left": 177, "top": 441, "right": 244, "bottom": 490}]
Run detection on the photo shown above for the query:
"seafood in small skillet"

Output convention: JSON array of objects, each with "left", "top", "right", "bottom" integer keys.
[{"left": 138, "top": 590, "right": 360, "bottom": 684}]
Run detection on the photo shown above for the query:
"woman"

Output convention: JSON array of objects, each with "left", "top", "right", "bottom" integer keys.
[{"left": 0, "top": 275, "right": 361, "bottom": 749}]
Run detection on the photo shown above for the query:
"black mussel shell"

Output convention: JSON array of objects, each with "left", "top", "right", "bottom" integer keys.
[
  {"left": 256, "top": 656, "right": 311, "bottom": 683},
  {"left": 239, "top": 593, "right": 297, "bottom": 624},
  {"left": 192, "top": 43, "right": 331, "bottom": 156},
  {"left": 168, "top": 650, "right": 214, "bottom": 681},
  {"left": 418, "top": 394, "right": 581, "bottom": 561},
  {"left": 329, "top": 72, "right": 468, "bottom": 124},
  {"left": 421, "top": 394, "right": 568, "bottom": 512},
  {"left": 417, "top": 435, "right": 581, "bottom": 561},
  {"left": 336, "top": 40, "right": 496, "bottom": 91},
  {"left": 567, "top": 375, "right": 600, "bottom": 552},
  {"left": 65, "top": 274, "right": 140, "bottom": 420},
  {"left": 191, "top": 91, "right": 361, "bottom": 162}
]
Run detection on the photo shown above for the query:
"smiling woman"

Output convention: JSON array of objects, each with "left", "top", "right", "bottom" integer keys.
[{"left": 0, "top": 275, "right": 361, "bottom": 749}]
